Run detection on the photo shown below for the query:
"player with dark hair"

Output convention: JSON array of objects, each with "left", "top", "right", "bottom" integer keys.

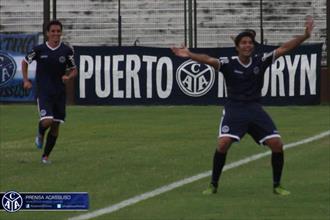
[
  {"left": 172, "top": 16, "right": 314, "bottom": 195},
  {"left": 230, "top": 29, "right": 256, "bottom": 42},
  {"left": 231, "top": 29, "right": 262, "bottom": 53},
  {"left": 22, "top": 20, "right": 77, "bottom": 164}
]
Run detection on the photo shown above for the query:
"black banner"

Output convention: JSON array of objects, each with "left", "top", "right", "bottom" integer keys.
[{"left": 74, "top": 44, "right": 322, "bottom": 105}]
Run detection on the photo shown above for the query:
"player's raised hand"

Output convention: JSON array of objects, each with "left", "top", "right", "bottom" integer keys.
[
  {"left": 304, "top": 15, "right": 314, "bottom": 38},
  {"left": 171, "top": 44, "right": 191, "bottom": 58}
]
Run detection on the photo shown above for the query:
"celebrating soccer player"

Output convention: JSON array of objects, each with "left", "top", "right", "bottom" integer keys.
[
  {"left": 22, "top": 20, "right": 77, "bottom": 164},
  {"left": 171, "top": 16, "right": 314, "bottom": 195}
]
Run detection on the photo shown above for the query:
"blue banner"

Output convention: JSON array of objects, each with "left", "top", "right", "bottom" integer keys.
[
  {"left": 74, "top": 44, "right": 322, "bottom": 105},
  {"left": 0, "top": 51, "right": 36, "bottom": 102},
  {"left": 0, "top": 33, "right": 40, "bottom": 55},
  {"left": 0, "top": 191, "right": 89, "bottom": 212},
  {"left": 0, "top": 33, "right": 40, "bottom": 102}
]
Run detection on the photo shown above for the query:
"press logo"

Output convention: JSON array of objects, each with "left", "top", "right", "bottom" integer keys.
[
  {"left": 1, "top": 191, "right": 23, "bottom": 212},
  {"left": 0, "top": 52, "right": 17, "bottom": 87},
  {"left": 176, "top": 60, "right": 215, "bottom": 97}
]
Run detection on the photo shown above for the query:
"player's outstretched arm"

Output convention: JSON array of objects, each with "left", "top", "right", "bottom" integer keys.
[
  {"left": 171, "top": 45, "right": 220, "bottom": 71},
  {"left": 275, "top": 16, "right": 314, "bottom": 59}
]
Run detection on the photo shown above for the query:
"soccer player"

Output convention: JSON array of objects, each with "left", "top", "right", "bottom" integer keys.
[
  {"left": 171, "top": 16, "right": 314, "bottom": 195},
  {"left": 22, "top": 20, "right": 77, "bottom": 164}
]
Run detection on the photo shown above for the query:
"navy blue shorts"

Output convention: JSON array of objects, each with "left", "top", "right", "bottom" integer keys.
[
  {"left": 37, "top": 93, "right": 66, "bottom": 123},
  {"left": 218, "top": 101, "right": 280, "bottom": 145}
]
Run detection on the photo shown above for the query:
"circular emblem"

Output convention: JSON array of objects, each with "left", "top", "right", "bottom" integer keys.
[
  {"left": 40, "top": 109, "right": 47, "bottom": 116},
  {"left": 176, "top": 60, "right": 215, "bottom": 97},
  {"left": 1, "top": 191, "right": 23, "bottom": 212},
  {"left": 59, "top": 56, "right": 66, "bottom": 63},
  {"left": 253, "top": 66, "right": 260, "bottom": 75},
  {"left": 0, "top": 52, "right": 17, "bottom": 87},
  {"left": 221, "top": 125, "right": 230, "bottom": 133}
]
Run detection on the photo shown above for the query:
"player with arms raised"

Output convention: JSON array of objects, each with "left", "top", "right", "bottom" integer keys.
[{"left": 172, "top": 16, "right": 314, "bottom": 195}]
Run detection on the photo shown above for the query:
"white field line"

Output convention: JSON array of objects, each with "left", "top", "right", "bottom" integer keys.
[{"left": 68, "top": 130, "right": 330, "bottom": 220}]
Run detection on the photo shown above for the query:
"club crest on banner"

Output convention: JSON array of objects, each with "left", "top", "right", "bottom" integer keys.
[
  {"left": 0, "top": 52, "right": 17, "bottom": 87},
  {"left": 176, "top": 60, "right": 215, "bottom": 97}
]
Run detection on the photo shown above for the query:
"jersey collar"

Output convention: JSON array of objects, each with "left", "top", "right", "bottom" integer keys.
[
  {"left": 237, "top": 57, "right": 252, "bottom": 68},
  {"left": 46, "top": 41, "right": 62, "bottom": 51}
]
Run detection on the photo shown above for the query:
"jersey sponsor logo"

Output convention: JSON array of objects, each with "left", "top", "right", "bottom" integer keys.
[
  {"left": 40, "top": 55, "right": 48, "bottom": 59},
  {"left": 234, "top": 69, "right": 244, "bottom": 74},
  {"left": 176, "top": 60, "right": 215, "bottom": 97},
  {"left": 1, "top": 191, "right": 23, "bottom": 212},
  {"left": 0, "top": 52, "right": 17, "bottom": 87},
  {"left": 221, "top": 125, "right": 230, "bottom": 133},
  {"left": 59, "top": 56, "right": 66, "bottom": 63}
]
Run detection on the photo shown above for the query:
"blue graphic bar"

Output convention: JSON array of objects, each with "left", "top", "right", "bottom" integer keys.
[{"left": 1, "top": 192, "right": 89, "bottom": 212}]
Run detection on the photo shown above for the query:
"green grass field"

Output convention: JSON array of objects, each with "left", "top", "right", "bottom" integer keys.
[{"left": 0, "top": 105, "right": 329, "bottom": 220}]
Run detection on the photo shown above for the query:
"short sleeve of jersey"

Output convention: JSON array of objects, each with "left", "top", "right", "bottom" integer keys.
[
  {"left": 65, "top": 43, "right": 76, "bottom": 69},
  {"left": 260, "top": 50, "right": 276, "bottom": 67},
  {"left": 24, "top": 47, "right": 38, "bottom": 64},
  {"left": 219, "top": 57, "right": 230, "bottom": 74}
]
